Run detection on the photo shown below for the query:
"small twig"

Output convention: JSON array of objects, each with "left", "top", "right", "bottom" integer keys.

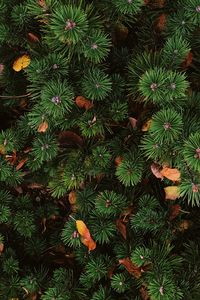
[{"left": 0, "top": 92, "right": 31, "bottom": 99}]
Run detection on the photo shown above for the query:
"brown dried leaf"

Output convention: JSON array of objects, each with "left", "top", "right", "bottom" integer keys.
[
  {"left": 119, "top": 257, "right": 142, "bottom": 279},
  {"left": 169, "top": 204, "right": 181, "bottom": 221},
  {"left": 129, "top": 117, "right": 137, "bottom": 129},
  {"left": 157, "top": 14, "right": 167, "bottom": 31},
  {"left": 16, "top": 158, "right": 27, "bottom": 171},
  {"left": 151, "top": 163, "right": 163, "bottom": 179},
  {"left": 27, "top": 32, "right": 40, "bottom": 43},
  {"left": 75, "top": 96, "right": 93, "bottom": 110},
  {"left": 114, "top": 156, "right": 123, "bottom": 167},
  {"left": 58, "top": 131, "right": 83, "bottom": 146},
  {"left": 116, "top": 219, "right": 126, "bottom": 239},
  {"left": 27, "top": 183, "right": 44, "bottom": 189},
  {"left": 0, "top": 243, "right": 4, "bottom": 254}
]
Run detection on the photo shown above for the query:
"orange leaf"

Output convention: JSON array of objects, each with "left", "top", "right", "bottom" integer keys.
[
  {"left": 160, "top": 167, "right": 181, "bottom": 181},
  {"left": 76, "top": 220, "right": 96, "bottom": 251},
  {"left": 129, "top": 117, "right": 137, "bottom": 129},
  {"left": 119, "top": 257, "right": 142, "bottom": 279},
  {"left": 37, "top": 120, "right": 48, "bottom": 133},
  {"left": 164, "top": 186, "right": 180, "bottom": 200},
  {"left": 151, "top": 163, "right": 163, "bottom": 179},
  {"left": 116, "top": 219, "right": 126, "bottom": 239},
  {"left": 75, "top": 96, "right": 93, "bottom": 110},
  {"left": 16, "top": 158, "right": 27, "bottom": 171},
  {"left": 68, "top": 191, "right": 76, "bottom": 204},
  {"left": 169, "top": 204, "right": 181, "bottom": 221},
  {"left": 13, "top": 54, "right": 31, "bottom": 72},
  {"left": 38, "top": 0, "right": 47, "bottom": 8},
  {"left": 142, "top": 119, "right": 152, "bottom": 132}
]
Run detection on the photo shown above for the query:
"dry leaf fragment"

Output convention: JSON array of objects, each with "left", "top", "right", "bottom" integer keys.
[
  {"left": 164, "top": 186, "right": 180, "bottom": 200},
  {"left": 178, "top": 219, "right": 192, "bottom": 232},
  {"left": 114, "top": 156, "right": 123, "bottom": 167},
  {"left": 157, "top": 14, "right": 167, "bottom": 31},
  {"left": 169, "top": 204, "right": 181, "bottom": 220},
  {"left": 182, "top": 51, "right": 193, "bottom": 69},
  {"left": 68, "top": 191, "right": 76, "bottom": 205},
  {"left": 16, "top": 158, "right": 27, "bottom": 171},
  {"left": 142, "top": 119, "right": 152, "bottom": 132},
  {"left": 58, "top": 131, "right": 83, "bottom": 146},
  {"left": 76, "top": 220, "right": 96, "bottom": 251},
  {"left": 119, "top": 257, "right": 142, "bottom": 279},
  {"left": 160, "top": 167, "right": 181, "bottom": 181},
  {"left": 13, "top": 54, "right": 31, "bottom": 72},
  {"left": 27, "top": 32, "right": 40, "bottom": 43},
  {"left": 0, "top": 243, "right": 4, "bottom": 254},
  {"left": 75, "top": 96, "right": 93, "bottom": 110},
  {"left": 37, "top": 120, "right": 48, "bottom": 133},
  {"left": 151, "top": 163, "right": 163, "bottom": 179},
  {"left": 129, "top": 117, "right": 137, "bottom": 129},
  {"left": 116, "top": 219, "right": 126, "bottom": 239},
  {"left": 27, "top": 182, "right": 44, "bottom": 189}
]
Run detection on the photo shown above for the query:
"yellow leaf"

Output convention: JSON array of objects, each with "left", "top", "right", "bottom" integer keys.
[
  {"left": 142, "top": 119, "right": 152, "bottom": 132},
  {"left": 160, "top": 167, "right": 181, "bottom": 181},
  {"left": 13, "top": 54, "right": 31, "bottom": 72},
  {"left": 76, "top": 220, "right": 96, "bottom": 251},
  {"left": 164, "top": 186, "right": 180, "bottom": 200}
]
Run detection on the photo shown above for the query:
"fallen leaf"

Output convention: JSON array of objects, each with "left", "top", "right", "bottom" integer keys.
[
  {"left": 58, "top": 131, "right": 83, "bottom": 146},
  {"left": 160, "top": 167, "right": 181, "bottom": 181},
  {"left": 169, "top": 204, "right": 181, "bottom": 220},
  {"left": 142, "top": 119, "right": 152, "bottom": 132},
  {"left": 164, "top": 186, "right": 180, "bottom": 200},
  {"left": 38, "top": 0, "right": 47, "bottom": 9},
  {"left": 114, "top": 156, "right": 123, "bottom": 167},
  {"left": 16, "top": 158, "right": 27, "bottom": 171},
  {"left": 119, "top": 257, "right": 142, "bottom": 279},
  {"left": 13, "top": 54, "right": 31, "bottom": 72},
  {"left": 27, "top": 32, "right": 40, "bottom": 43},
  {"left": 76, "top": 220, "right": 96, "bottom": 251},
  {"left": 68, "top": 191, "right": 76, "bottom": 204},
  {"left": 129, "top": 117, "right": 137, "bottom": 129},
  {"left": 0, "top": 243, "right": 4, "bottom": 254},
  {"left": 37, "top": 120, "right": 48, "bottom": 133},
  {"left": 6, "top": 150, "right": 17, "bottom": 165},
  {"left": 0, "top": 144, "right": 6, "bottom": 154},
  {"left": 178, "top": 219, "right": 193, "bottom": 232},
  {"left": 14, "top": 186, "right": 23, "bottom": 194},
  {"left": 116, "top": 219, "right": 126, "bottom": 239},
  {"left": 140, "top": 284, "right": 150, "bottom": 300},
  {"left": 182, "top": 51, "right": 193, "bottom": 69},
  {"left": 75, "top": 96, "right": 93, "bottom": 110},
  {"left": 157, "top": 14, "right": 167, "bottom": 31},
  {"left": 27, "top": 183, "right": 44, "bottom": 189},
  {"left": 151, "top": 163, "right": 163, "bottom": 179}
]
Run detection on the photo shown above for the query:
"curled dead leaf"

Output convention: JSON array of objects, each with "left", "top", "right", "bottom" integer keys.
[
  {"left": 169, "top": 204, "right": 181, "bottom": 221},
  {"left": 129, "top": 117, "right": 137, "bottom": 129},
  {"left": 68, "top": 191, "right": 76, "bottom": 205},
  {"left": 151, "top": 163, "right": 163, "bottom": 179},
  {"left": 58, "top": 131, "right": 83, "bottom": 146},
  {"left": 115, "top": 156, "right": 123, "bottom": 167}
]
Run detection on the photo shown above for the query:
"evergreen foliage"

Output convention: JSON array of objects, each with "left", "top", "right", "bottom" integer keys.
[{"left": 1, "top": 0, "right": 200, "bottom": 300}]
